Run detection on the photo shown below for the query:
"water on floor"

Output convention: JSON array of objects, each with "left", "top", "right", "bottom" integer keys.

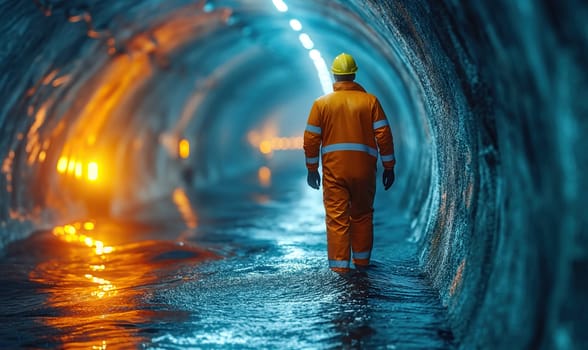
[{"left": 0, "top": 170, "right": 455, "bottom": 349}]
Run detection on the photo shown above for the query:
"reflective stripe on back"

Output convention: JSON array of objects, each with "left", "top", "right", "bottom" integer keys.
[
  {"left": 373, "top": 119, "right": 389, "bottom": 130},
  {"left": 305, "top": 124, "right": 322, "bottom": 134},
  {"left": 321, "top": 143, "right": 378, "bottom": 158}
]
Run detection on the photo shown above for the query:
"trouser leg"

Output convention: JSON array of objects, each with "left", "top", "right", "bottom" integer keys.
[
  {"left": 350, "top": 212, "right": 373, "bottom": 266},
  {"left": 323, "top": 177, "right": 351, "bottom": 271},
  {"left": 349, "top": 176, "right": 376, "bottom": 267}
]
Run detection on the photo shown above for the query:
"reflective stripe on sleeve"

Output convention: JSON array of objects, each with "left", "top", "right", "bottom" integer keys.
[
  {"left": 353, "top": 251, "right": 371, "bottom": 260},
  {"left": 305, "top": 124, "right": 322, "bottom": 134},
  {"left": 380, "top": 154, "right": 396, "bottom": 162},
  {"left": 306, "top": 156, "right": 319, "bottom": 164},
  {"left": 373, "top": 119, "right": 389, "bottom": 130},
  {"left": 329, "top": 260, "right": 350, "bottom": 269},
  {"left": 322, "top": 143, "right": 378, "bottom": 158}
]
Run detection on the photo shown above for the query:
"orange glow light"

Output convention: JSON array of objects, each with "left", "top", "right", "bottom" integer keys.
[
  {"left": 64, "top": 224, "right": 76, "bottom": 235},
  {"left": 84, "top": 221, "right": 95, "bottom": 230},
  {"left": 67, "top": 158, "right": 76, "bottom": 174},
  {"left": 57, "top": 156, "right": 68, "bottom": 173},
  {"left": 179, "top": 139, "right": 190, "bottom": 159},
  {"left": 259, "top": 140, "right": 272, "bottom": 154},
  {"left": 75, "top": 162, "right": 83, "bottom": 179},
  {"left": 272, "top": 136, "right": 303, "bottom": 150},
  {"left": 255, "top": 136, "right": 303, "bottom": 155},
  {"left": 87, "top": 162, "right": 99, "bottom": 181}
]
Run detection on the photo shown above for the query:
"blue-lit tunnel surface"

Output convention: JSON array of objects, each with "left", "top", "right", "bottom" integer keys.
[{"left": 0, "top": 0, "right": 587, "bottom": 349}]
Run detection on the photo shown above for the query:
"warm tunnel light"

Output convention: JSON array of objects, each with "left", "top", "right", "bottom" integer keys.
[
  {"left": 256, "top": 136, "right": 303, "bottom": 155},
  {"left": 75, "top": 161, "right": 83, "bottom": 179},
  {"left": 259, "top": 140, "right": 273, "bottom": 154},
  {"left": 84, "top": 221, "right": 95, "bottom": 230},
  {"left": 179, "top": 138, "right": 190, "bottom": 159},
  {"left": 57, "top": 156, "right": 100, "bottom": 182},
  {"left": 67, "top": 157, "right": 76, "bottom": 174},
  {"left": 87, "top": 162, "right": 99, "bottom": 181},
  {"left": 57, "top": 156, "right": 68, "bottom": 173}
]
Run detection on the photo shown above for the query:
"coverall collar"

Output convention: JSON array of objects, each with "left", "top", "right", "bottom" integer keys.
[{"left": 333, "top": 81, "right": 366, "bottom": 92}]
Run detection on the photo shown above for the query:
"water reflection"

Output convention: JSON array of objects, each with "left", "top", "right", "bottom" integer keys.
[
  {"left": 27, "top": 219, "right": 216, "bottom": 348},
  {"left": 327, "top": 271, "right": 374, "bottom": 349},
  {"left": 172, "top": 187, "right": 198, "bottom": 229}
]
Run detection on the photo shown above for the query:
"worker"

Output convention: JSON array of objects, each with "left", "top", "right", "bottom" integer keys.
[{"left": 304, "top": 52, "right": 396, "bottom": 273}]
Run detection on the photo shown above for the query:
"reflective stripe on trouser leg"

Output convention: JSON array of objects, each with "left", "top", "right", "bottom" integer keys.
[
  {"left": 323, "top": 176, "right": 351, "bottom": 268},
  {"left": 350, "top": 211, "right": 374, "bottom": 265},
  {"left": 349, "top": 174, "right": 375, "bottom": 267},
  {"left": 350, "top": 212, "right": 373, "bottom": 266},
  {"left": 329, "top": 260, "right": 350, "bottom": 269}
]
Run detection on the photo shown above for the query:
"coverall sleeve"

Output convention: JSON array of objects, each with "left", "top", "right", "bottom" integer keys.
[
  {"left": 304, "top": 101, "right": 322, "bottom": 171},
  {"left": 373, "top": 98, "right": 396, "bottom": 169}
]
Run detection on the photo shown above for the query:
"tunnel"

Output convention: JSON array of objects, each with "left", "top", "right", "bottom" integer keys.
[{"left": 0, "top": 0, "right": 586, "bottom": 349}]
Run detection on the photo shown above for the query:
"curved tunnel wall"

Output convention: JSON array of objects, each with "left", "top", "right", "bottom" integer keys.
[{"left": 0, "top": 1, "right": 586, "bottom": 349}]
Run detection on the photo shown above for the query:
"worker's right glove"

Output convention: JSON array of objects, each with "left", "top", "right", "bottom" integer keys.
[
  {"left": 383, "top": 168, "right": 395, "bottom": 190},
  {"left": 307, "top": 170, "right": 321, "bottom": 190}
]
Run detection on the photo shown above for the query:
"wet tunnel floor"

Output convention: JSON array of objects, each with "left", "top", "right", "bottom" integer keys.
[{"left": 0, "top": 170, "right": 456, "bottom": 349}]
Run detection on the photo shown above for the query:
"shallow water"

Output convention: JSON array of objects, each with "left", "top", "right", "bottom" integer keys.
[{"left": 0, "top": 171, "right": 455, "bottom": 349}]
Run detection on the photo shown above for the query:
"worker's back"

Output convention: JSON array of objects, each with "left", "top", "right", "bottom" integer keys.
[
  {"left": 317, "top": 82, "right": 379, "bottom": 149},
  {"left": 308, "top": 81, "right": 384, "bottom": 180}
]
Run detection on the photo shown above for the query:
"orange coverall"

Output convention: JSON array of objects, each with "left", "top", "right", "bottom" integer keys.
[{"left": 304, "top": 81, "right": 395, "bottom": 270}]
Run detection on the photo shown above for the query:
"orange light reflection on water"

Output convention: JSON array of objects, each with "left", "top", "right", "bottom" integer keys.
[
  {"left": 52, "top": 222, "right": 114, "bottom": 255},
  {"left": 258, "top": 166, "right": 272, "bottom": 187},
  {"left": 31, "top": 221, "right": 146, "bottom": 348},
  {"left": 172, "top": 187, "right": 198, "bottom": 229},
  {"left": 29, "top": 218, "right": 217, "bottom": 348},
  {"left": 29, "top": 209, "right": 222, "bottom": 348}
]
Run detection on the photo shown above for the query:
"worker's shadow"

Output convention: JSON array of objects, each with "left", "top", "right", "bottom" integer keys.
[{"left": 329, "top": 270, "right": 375, "bottom": 349}]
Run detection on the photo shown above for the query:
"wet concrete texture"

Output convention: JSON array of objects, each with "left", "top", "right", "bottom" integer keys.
[{"left": 0, "top": 0, "right": 587, "bottom": 349}]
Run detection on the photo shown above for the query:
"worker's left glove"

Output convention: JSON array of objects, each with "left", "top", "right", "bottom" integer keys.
[
  {"left": 307, "top": 170, "right": 321, "bottom": 190},
  {"left": 383, "top": 168, "right": 395, "bottom": 190}
]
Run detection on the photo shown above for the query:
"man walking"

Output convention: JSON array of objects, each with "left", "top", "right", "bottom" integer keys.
[{"left": 304, "top": 53, "right": 396, "bottom": 273}]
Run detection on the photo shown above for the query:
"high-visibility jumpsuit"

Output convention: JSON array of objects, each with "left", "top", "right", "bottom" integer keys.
[{"left": 304, "top": 81, "right": 395, "bottom": 271}]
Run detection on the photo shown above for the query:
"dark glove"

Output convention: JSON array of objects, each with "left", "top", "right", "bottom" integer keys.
[
  {"left": 307, "top": 170, "right": 321, "bottom": 190},
  {"left": 383, "top": 168, "right": 395, "bottom": 190}
]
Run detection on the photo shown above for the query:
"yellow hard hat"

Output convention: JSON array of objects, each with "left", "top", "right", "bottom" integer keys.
[{"left": 331, "top": 53, "right": 358, "bottom": 75}]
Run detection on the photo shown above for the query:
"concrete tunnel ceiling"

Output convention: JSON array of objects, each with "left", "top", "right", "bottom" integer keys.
[
  {"left": 0, "top": 0, "right": 586, "bottom": 349},
  {"left": 0, "top": 0, "right": 417, "bottom": 219}
]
